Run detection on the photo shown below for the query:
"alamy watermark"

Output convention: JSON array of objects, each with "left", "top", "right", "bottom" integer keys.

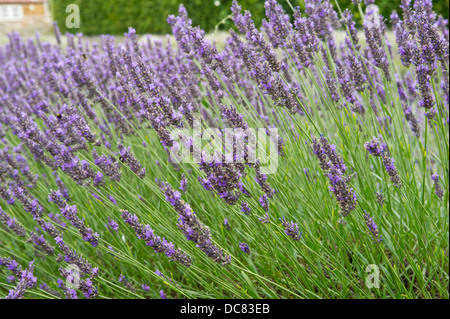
[
  {"left": 65, "top": 264, "right": 81, "bottom": 290},
  {"left": 168, "top": 117, "right": 279, "bottom": 174},
  {"left": 365, "top": 264, "right": 380, "bottom": 289},
  {"left": 65, "top": 4, "right": 80, "bottom": 29}
]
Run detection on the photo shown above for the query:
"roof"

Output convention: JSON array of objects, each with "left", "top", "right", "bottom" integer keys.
[{"left": 0, "top": 0, "right": 44, "bottom": 4}]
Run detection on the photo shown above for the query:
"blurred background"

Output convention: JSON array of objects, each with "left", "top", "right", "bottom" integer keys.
[{"left": 1, "top": 0, "right": 449, "bottom": 40}]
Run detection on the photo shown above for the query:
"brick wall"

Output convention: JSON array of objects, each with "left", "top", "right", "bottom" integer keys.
[{"left": 23, "top": 3, "right": 45, "bottom": 16}]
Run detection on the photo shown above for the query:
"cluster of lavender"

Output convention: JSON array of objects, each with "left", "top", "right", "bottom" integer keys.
[
  {"left": 198, "top": 153, "right": 246, "bottom": 205},
  {"left": 117, "top": 144, "right": 146, "bottom": 178},
  {"left": 2, "top": 260, "right": 37, "bottom": 299},
  {"left": 119, "top": 274, "right": 136, "bottom": 293},
  {"left": 59, "top": 266, "right": 98, "bottom": 299},
  {"left": 239, "top": 242, "right": 251, "bottom": 254},
  {"left": 0, "top": 205, "right": 27, "bottom": 237},
  {"left": 232, "top": 10, "right": 302, "bottom": 114},
  {"left": 363, "top": 7, "right": 391, "bottom": 82},
  {"left": 431, "top": 172, "right": 444, "bottom": 200},
  {"left": 48, "top": 190, "right": 100, "bottom": 247},
  {"left": 92, "top": 149, "right": 121, "bottom": 183},
  {"left": 311, "top": 135, "right": 357, "bottom": 217},
  {"left": 0, "top": 147, "right": 37, "bottom": 188},
  {"left": 26, "top": 232, "right": 55, "bottom": 257},
  {"left": 363, "top": 211, "right": 382, "bottom": 243},
  {"left": 279, "top": 217, "right": 302, "bottom": 241},
  {"left": 0, "top": 0, "right": 447, "bottom": 298},
  {"left": 55, "top": 278, "right": 78, "bottom": 299},
  {"left": 364, "top": 138, "right": 402, "bottom": 188},
  {"left": 8, "top": 184, "right": 63, "bottom": 241},
  {"left": 39, "top": 282, "right": 62, "bottom": 298},
  {"left": 1, "top": 162, "right": 99, "bottom": 298},
  {"left": 180, "top": 174, "right": 187, "bottom": 192},
  {"left": 7, "top": 184, "right": 100, "bottom": 297},
  {"left": 120, "top": 209, "right": 192, "bottom": 267},
  {"left": 376, "top": 190, "right": 385, "bottom": 207},
  {"left": 394, "top": 0, "right": 449, "bottom": 119},
  {"left": 161, "top": 182, "right": 232, "bottom": 266},
  {"left": 52, "top": 235, "right": 99, "bottom": 298}
]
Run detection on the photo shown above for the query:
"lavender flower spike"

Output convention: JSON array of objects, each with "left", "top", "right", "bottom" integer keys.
[
  {"left": 312, "top": 135, "right": 357, "bottom": 217},
  {"left": 376, "top": 190, "right": 385, "bottom": 206},
  {"left": 4, "top": 260, "right": 37, "bottom": 299},
  {"left": 364, "top": 137, "right": 384, "bottom": 156},
  {"left": 363, "top": 211, "right": 382, "bottom": 243},
  {"left": 117, "top": 143, "right": 146, "bottom": 178},
  {"left": 161, "top": 182, "right": 232, "bottom": 266},
  {"left": 0, "top": 206, "right": 27, "bottom": 237},
  {"left": 431, "top": 172, "right": 444, "bottom": 200},
  {"left": 279, "top": 217, "right": 302, "bottom": 241},
  {"left": 364, "top": 138, "right": 402, "bottom": 188},
  {"left": 380, "top": 152, "right": 402, "bottom": 189},
  {"left": 120, "top": 210, "right": 192, "bottom": 267},
  {"left": 180, "top": 174, "right": 187, "bottom": 192},
  {"left": 239, "top": 242, "right": 250, "bottom": 254},
  {"left": 49, "top": 190, "right": 100, "bottom": 247}
]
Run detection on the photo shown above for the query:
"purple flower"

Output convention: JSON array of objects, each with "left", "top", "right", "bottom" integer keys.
[
  {"left": 107, "top": 217, "right": 119, "bottom": 232},
  {"left": 239, "top": 242, "right": 250, "bottom": 254},
  {"left": 39, "top": 282, "right": 61, "bottom": 297},
  {"left": 118, "top": 274, "right": 136, "bottom": 292},
  {"left": 161, "top": 182, "right": 231, "bottom": 266},
  {"left": 6, "top": 275, "right": 16, "bottom": 283},
  {"left": 376, "top": 190, "right": 385, "bottom": 206},
  {"left": 364, "top": 137, "right": 384, "bottom": 156},
  {"left": 254, "top": 161, "right": 275, "bottom": 197},
  {"left": 364, "top": 138, "right": 401, "bottom": 188},
  {"left": 92, "top": 149, "right": 121, "bottom": 182},
  {"left": 91, "top": 192, "right": 102, "bottom": 201},
  {"left": 431, "top": 172, "right": 444, "bottom": 200},
  {"left": 120, "top": 210, "right": 191, "bottom": 267},
  {"left": 56, "top": 200, "right": 100, "bottom": 247},
  {"left": 93, "top": 171, "right": 105, "bottom": 187},
  {"left": 279, "top": 217, "right": 302, "bottom": 241},
  {"left": 259, "top": 195, "right": 269, "bottom": 212},
  {"left": 382, "top": 154, "right": 402, "bottom": 188},
  {"left": 26, "top": 232, "right": 55, "bottom": 256},
  {"left": 364, "top": 211, "right": 382, "bottom": 243},
  {"left": 108, "top": 195, "right": 118, "bottom": 205},
  {"left": 53, "top": 235, "right": 98, "bottom": 278},
  {"left": 259, "top": 213, "right": 270, "bottom": 224},
  {"left": 335, "top": 64, "right": 363, "bottom": 113},
  {"left": 224, "top": 218, "right": 231, "bottom": 230},
  {"left": 0, "top": 206, "right": 27, "bottom": 237},
  {"left": 117, "top": 143, "right": 146, "bottom": 178},
  {"left": 180, "top": 174, "right": 187, "bottom": 192},
  {"left": 5, "top": 260, "right": 37, "bottom": 299},
  {"left": 240, "top": 201, "right": 251, "bottom": 215},
  {"left": 311, "top": 135, "right": 357, "bottom": 217},
  {"left": 393, "top": 21, "right": 417, "bottom": 67}
]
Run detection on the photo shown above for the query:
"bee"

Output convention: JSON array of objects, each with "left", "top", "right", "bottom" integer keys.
[
  {"left": 56, "top": 113, "right": 62, "bottom": 120},
  {"left": 119, "top": 156, "right": 125, "bottom": 163},
  {"left": 81, "top": 53, "right": 88, "bottom": 60}
]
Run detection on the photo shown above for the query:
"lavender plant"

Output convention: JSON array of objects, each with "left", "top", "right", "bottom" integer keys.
[{"left": 0, "top": 0, "right": 447, "bottom": 300}]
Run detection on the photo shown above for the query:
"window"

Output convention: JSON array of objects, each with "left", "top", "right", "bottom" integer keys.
[{"left": 0, "top": 5, "right": 24, "bottom": 21}]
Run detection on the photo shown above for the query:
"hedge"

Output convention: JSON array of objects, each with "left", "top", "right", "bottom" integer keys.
[{"left": 50, "top": 0, "right": 449, "bottom": 35}]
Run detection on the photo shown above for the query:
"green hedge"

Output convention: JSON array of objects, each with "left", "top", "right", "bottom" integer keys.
[{"left": 50, "top": 0, "right": 449, "bottom": 35}]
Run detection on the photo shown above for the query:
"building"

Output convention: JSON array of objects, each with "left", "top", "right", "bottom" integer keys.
[{"left": 0, "top": 0, "right": 50, "bottom": 34}]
